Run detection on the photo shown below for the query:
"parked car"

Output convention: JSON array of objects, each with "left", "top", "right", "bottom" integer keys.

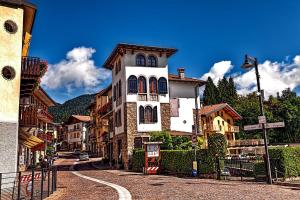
[
  {"left": 79, "top": 152, "right": 89, "bottom": 161},
  {"left": 73, "top": 149, "right": 81, "bottom": 155}
]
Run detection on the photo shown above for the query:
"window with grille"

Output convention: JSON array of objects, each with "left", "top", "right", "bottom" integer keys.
[
  {"left": 128, "top": 75, "right": 137, "bottom": 93},
  {"left": 158, "top": 77, "right": 168, "bottom": 94},
  {"left": 136, "top": 54, "right": 146, "bottom": 66},
  {"left": 147, "top": 55, "right": 157, "bottom": 67}
]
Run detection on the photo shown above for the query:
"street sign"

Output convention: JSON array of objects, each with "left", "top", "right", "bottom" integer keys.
[
  {"left": 244, "top": 122, "right": 285, "bottom": 131},
  {"left": 258, "top": 116, "right": 266, "bottom": 124},
  {"left": 265, "top": 122, "right": 285, "bottom": 129},
  {"left": 244, "top": 124, "right": 262, "bottom": 131}
]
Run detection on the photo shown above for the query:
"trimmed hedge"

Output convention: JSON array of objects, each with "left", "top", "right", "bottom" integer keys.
[
  {"left": 254, "top": 147, "right": 300, "bottom": 178},
  {"left": 132, "top": 149, "right": 215, "bottom": 175}
]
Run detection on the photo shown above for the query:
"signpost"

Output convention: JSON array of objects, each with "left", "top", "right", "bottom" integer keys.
[{"left": 258, "top": 116, "right": 266, "bottom": 124}]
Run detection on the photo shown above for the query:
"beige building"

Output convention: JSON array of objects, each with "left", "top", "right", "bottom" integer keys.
[{"left": 0, "top": 0, "right": 37, "bottom": 173}]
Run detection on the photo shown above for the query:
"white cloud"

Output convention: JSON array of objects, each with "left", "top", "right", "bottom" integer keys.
[
  {"left": 202, "top": 55, "right": 300, "bottom": 97},
  {"left": 41, "top": 47, "right": 111, "bottom": 93},
  {"left": 201, "top": 61, "right": 233, "bottom": 84}
]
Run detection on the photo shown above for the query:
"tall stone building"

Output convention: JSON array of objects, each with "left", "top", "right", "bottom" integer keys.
[
  {"left": 103, "top": 43, "right": 205, "bottom": 169},
  {"left": 0, "top": 0, "right": 37, "bottom": 173}
]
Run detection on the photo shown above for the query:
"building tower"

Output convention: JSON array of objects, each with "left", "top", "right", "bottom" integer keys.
[{"left": 103, "top": 43, "right": 177, "bottom": 169}]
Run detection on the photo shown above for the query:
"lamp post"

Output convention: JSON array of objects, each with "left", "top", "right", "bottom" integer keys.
[{"left": 242, "top": 54, "right": 272, "bottom": 184}]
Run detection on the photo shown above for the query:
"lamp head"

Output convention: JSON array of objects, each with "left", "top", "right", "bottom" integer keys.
[{"left": 241, "top": 54, "right": 254, "bottom": 69}]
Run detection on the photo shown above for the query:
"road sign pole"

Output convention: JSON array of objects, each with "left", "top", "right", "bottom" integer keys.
[{"left": 255, "top": 60, "right": 272, "bottom": 184}]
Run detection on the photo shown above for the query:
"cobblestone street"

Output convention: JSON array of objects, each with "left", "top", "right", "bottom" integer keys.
[{"left": 49, "top": 152, "right": 300, "bottom": 200}]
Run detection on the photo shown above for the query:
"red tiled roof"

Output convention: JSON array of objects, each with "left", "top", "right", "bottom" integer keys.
[
  {"left": 200, "top": 103, "right": 242, "bottom": 120},
  {"left": 71, "top": 115, "right": 91, "bottom": 122},
  {"left": 168, "top": 74, "right": 206, "bottom": 85},
  {"left": 103, "top": 43, "right": 177, "bottom": 69}
]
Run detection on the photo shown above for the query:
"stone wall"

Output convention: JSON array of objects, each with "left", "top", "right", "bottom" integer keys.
[
  {"left": 0, "top": 122, "right": 18, "bottom": 173},
  {"left": 160, "top": 103, "right": 170, "bottom": 131},
  {"left": 112, "top": 133, "right": 128, "bottom": 169}
]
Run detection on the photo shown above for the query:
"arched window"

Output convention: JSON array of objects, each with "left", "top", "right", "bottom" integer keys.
[
  {"left": 138, "top": 76, "right": 147, "bottom": 93},
  {"left": 136, "top": 54, "right": 146, "bottom": 66},
  {"left": 139, "top": 106, "right": 144, "bottom": 123},
  {"left": 149, "top": 77, "right": 157, "bottom": 94},
  {"left": 128, "top": 75, "right": 137, "bottom": 93},
  {"left": 147, "top": 55, "right": 157, "bottom": 67},
  {"left": 153, "top": 106, "right": 158, "bottom": 122},
  {"left": 158, "top": 77, "right": 168, "bottom": 94},
  {"left": 145, "top": 106, "right": 153, "bottom": 123}
]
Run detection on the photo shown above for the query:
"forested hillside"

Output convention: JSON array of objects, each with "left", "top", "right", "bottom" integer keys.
[{"left": 49, "top": 94, "right": 95, "bottom": 123}]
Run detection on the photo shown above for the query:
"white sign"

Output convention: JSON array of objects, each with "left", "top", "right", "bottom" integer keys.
[
  {"left": 244, "top": 124, "right": 262, "bottom": 131},
  {"left": 258, "top": 116, "right": 266, "bottom": 124},
  {"left": 266, "top": 122, "right": 285, "bottom": 129},
  {"left": 244, "top": 122, "right": 285, "bottom": 131},
  {"left": 147, "top": 144, "right": 159, "bottom": 157}
]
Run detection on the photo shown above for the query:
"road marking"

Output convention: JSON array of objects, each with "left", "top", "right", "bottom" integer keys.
[{"left": 71, "top": 162, "right": 132, "bottom": 200}]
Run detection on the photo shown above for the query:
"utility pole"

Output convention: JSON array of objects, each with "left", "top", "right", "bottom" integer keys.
[{"left": 242, "top": 55, "right": 272, "bottom": 184}]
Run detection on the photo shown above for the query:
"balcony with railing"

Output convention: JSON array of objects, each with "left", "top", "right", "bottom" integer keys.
[
  {"left": 138, "top": 93, "right": 147, "bottom": 101},
  {"left": 98, "top": 100, "right": 112, "bottom": 116},
  {"left": 19, "top": 105, "right": 38, "bottom": 127},
  {"left": 149, "top": 93, "right": 159, "bottom": 101},
  {"left": 225, "top": 125, "right": 240, "bottom": 133},
  {"left": 227, "top": 139, "right": 265, "bottom": 147},
  {"left": 203, "top": 124, "right": 221, "bottom": 132},
  {"left": 20, "top": 57, "right": 48, "bottom": 97},
  {"left": 37, "top": 108, "right": 53, "bottom": 123}
]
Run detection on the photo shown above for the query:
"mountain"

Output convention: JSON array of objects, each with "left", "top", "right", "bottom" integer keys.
[{"left": 49, "top": 94, "right": 95, "bottom": 123}]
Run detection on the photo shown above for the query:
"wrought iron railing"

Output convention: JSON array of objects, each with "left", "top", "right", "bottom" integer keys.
[{"left": 0, "top": 166, "right": 57, "bottom": 200}]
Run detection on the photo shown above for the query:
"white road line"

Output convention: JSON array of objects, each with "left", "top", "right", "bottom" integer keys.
[{"left": 71, "top": 162, "right": 132, "bottom": 200}]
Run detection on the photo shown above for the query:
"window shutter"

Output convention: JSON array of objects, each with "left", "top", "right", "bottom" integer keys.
[
  {"left": 139, "top": 106, "right": 144, "bottom": 123},
  {"left": 153, "top": 106, "right": 158, "bottom": 123}
]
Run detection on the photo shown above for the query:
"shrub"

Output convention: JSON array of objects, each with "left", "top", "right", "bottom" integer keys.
[
  {"left": 132, "top": 150, "right": 144, "bottom": 172},
  {"left": 254, "top": 147, "right": 300, "bottom": 179},
  {"left": 207, "top": 133, "right": 227, "bottom": 158},
  {"left": 132, "top": 149, "right": 215, "bottom": 175},
  {"left": 269, "top": 147, "right": 300, "bottom": 178}
]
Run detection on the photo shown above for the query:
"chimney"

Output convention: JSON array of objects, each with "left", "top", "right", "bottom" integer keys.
[{"left": 177, "top": 68, "right": 185, "bottom": 79}]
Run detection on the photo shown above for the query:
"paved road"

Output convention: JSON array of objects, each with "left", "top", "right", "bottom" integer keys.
[{"left": 49, "top": 152, "right": 300, "bottom": 200}]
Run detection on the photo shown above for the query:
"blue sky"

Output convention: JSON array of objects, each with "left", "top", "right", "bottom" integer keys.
[{"left": 29, "top": 0, "right": 300, "bottom": 103}]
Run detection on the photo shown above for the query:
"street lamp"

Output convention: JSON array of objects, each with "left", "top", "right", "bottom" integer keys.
[{"left": 241, "top": 54, "right": 272, "bottom": 184}]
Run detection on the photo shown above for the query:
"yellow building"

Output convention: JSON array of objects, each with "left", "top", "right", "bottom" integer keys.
[
  {"left": 94, "top": 85, "right": 113, "bottom": 158},
  {"left": 0, "top": 0, "right": 37, "bottom": 173},
  {"left": 200, "top": 103, "right": 242, "bottom": 148}
]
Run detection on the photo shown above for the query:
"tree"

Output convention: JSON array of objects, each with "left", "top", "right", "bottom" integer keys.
[
  {"left": 228, "top": 77, "right": 238, "bottom": 106},
  {"left": 203, "top": 77, "right": 220, "bottom": 105},
  {"left": 150, "top": 131, "right": 173, "bottom": 150},
  {"left": 218, "top": 77, "right": 229, "bottom": 103},
  {"left": 207, "top": 133, "right": 227, "bottom": 157}
]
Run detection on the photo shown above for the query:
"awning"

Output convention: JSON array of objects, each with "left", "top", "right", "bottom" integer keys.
[{"left": 19, "top": 129, "right": 45, "bottom": 150}]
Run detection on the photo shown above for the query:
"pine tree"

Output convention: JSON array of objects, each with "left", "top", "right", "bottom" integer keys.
[
  {"left": 203, "top": 77, "right": 220, "bottom": 105},
  {"left": 218, "top": 77, "right": 229, "bottom": 103},
  {"left": 227, "top": 77, "right": 238, "bottom": 106}
]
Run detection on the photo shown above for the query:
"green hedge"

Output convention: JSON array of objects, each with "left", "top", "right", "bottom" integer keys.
[
  {"left": 254, "top": 147, "right": 300, "bottom": 178},
  {"left": 132, "top": 149, "right": 215, "bottom": 175}
]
